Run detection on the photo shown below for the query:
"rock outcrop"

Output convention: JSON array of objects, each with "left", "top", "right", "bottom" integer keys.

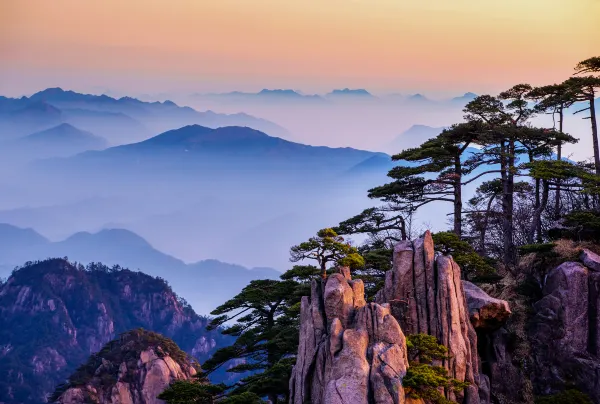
[
  {"left": 463, "top": 281, "right": 511, "bottom": 331},
  {"left": 374, "top": 233, "right": 482, "bottom": 404},
  {"left": 531, "top": 260, "right": 600, "bottom": 401},
  {"left": 289, "top": 270, "right": 410, "bottom": 404},
  {"left": 290, "top": 231, "right": 495, "bottom": 404},
  {"left": 52, "top": 329, "right": 198, "bottom": 404},
  {"left": 0, "top": 259, "right": 230, "bottom": 404}
]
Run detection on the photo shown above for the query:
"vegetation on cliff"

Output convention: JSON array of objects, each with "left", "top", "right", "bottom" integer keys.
[
  {"left": 49, "top": 328, "right": 199, "bottom": 402},
  {"left": 403, "top": 334, "right": 470, "bottom": 404}
]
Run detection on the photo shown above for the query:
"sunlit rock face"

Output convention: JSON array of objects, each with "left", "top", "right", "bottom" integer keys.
[
  {"left": 290, "top": 231, "right": 494, "bottom": 404},
  {"left": 54, "top": 329, "right": 198, "bottom": 404}
]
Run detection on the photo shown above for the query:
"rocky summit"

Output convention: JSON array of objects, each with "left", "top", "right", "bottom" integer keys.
[{"left": 51, "top": 329, "right": 198, "bottom": 404}]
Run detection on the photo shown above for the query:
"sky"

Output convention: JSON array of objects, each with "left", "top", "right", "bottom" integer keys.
[{"left": 1, "top": 0, "right": 599, "bottom": 97}]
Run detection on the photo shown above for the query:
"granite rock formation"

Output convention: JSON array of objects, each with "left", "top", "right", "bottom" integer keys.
[
  {"left": 531, "top": 258, "right": 600, "bottom": 402},
  {"left": 463, "top": 281, "right": 511, "bottom": 331},
  {"left": 52, "top": 329, "right": 198, "bottom": 404},
  {"left": 290, "top": 231, "right": 496, "bottom": 404},
  {"left": 289, "top": 270, "right": 409, "bottom": 404}
]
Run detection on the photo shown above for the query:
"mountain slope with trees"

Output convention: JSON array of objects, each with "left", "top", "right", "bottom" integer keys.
[{"left": 0, "top": 259, "right": 232, "bottom": 404}]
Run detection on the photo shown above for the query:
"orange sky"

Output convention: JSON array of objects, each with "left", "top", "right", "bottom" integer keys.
[{"left": 1, "top": 0, "right": 599, "bottom": 96}]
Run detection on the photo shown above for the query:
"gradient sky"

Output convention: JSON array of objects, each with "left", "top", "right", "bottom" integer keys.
[{"left": 1, "top": 0, "right": 599, "bottom": 97}]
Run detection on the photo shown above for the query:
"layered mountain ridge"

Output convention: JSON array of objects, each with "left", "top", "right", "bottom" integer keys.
[
  {"left": 0, "top": 88, "right": 289, "bottom": 143},
  {"left": 0, "top": 224, "right": 280, "bottom": 315}
]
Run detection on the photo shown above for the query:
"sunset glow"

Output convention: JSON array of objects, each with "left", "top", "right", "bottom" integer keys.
[{"left": 1, "top": 0, "right": 599, "bottom": 95}]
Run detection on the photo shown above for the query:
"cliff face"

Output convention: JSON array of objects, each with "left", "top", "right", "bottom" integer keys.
[
  {"left": 289, "top": 268, "right": 410, "bottom": 404},
  {"left": 53, "top": 329, "right": 198, "bottom": 404},
  {"left": 374, "top": 236, "right": 482, "bottom": 403},
  {"left": 472, "top": 249, "right": 600, "bottom": 404},
  {"left": 530, "top": 252, "right": 600, "bottom": 401},
  {"left": 290, "top": 232, "right": 600, "bottom": 404},
  {"left": 290, "top": 232, "right": 496, "bottom": 404},
  {"left": 0, "top": 259, "right": 229, "bottom": 404}
]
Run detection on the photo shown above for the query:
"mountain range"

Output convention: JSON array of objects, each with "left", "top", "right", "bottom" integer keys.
[
  {"left": 191, "top": 89, "right": 478, "bottom": 106},
  {"left": 29, "top": 124, "right": 389, "bottom": 191},
  {"left": 2, "top": 123, "right": 393, "bottom": 272},
  {"left": 0, "top": 224, "right": 280, "bottom": 315},
  {"left": 0, "top": 88, "right": 290, "bottom": 144}
]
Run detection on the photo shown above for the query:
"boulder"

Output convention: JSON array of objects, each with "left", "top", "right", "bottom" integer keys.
[
  {"left": 531, "top": 261, "right": 600, "bottom": 402},
  {"left": 463, "top": 281, "right": 511, "bottom": 331},
  {"left": 581, "top": 249, "right": 600, "bottom": 272}
]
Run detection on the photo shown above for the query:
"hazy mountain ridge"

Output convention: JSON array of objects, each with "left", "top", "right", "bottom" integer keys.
[
  {"left": 30, "top": 125, "right": 388, "bottom": 182},
  {"left": 1, "top": 123, "right": 108, "bottom": 162},
  {"left": 386, "top": 124, "right": 447, "bottom": 154},
  {"left": 0, "top": 223, "right": 280, "bottom": 315},
  {"left": 0, "top": 88, "right": 290, "bottom": 144},
  {"left": 191, "top": 88, "right": 477, "bottom": 104}
]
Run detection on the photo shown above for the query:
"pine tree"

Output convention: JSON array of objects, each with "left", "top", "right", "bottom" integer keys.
[
  {"left": 289, "top": 228, "right": 364, "bottom": 279},
  {"left": 369, "top": 121, "right": 487, "bottom": 237}
]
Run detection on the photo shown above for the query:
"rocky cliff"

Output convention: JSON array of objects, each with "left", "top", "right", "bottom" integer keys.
[
  {"left": 51, "top": 329, "right": 197, "bottom": 404},
  {"left": 0, "top": 259, "right": 230, "bottom": 404},
  {"left": 290, "top": 232, "right": 600, "bottom": 404},
  {"left": 530, "top": 250, "right": 600, "bottom": 401},
  {"left": 471, "top": 248, "right": 600, "bottom": 404},
  {"left": 289, "top": 231, "right": 503, "bottom": 404},
  {"left": 289, "top": 266, "right": 409, "bottom": 404}
]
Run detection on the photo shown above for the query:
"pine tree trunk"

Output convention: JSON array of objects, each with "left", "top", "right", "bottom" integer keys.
[
  {"left": 502, "top": 140, "right": 515, "bottom": 265},
  {"left": 590, "top": 94, "right": 600, "bottom": 175},
  {"left": 535, "top": 178, "right": 543, "bottom": 243},
  {"left": 480, "top": 194, "right": 497, "bottom": 256},
  {"left": 528, "top": 180, "right": 549, "bottom": 244},
  {"left": 530, "top": 150, "right": 542, "bottom": 243},
  {"left": 453, "top": 157, "right": 462, "bottom": 236},
  {"left": 554, "top": 107, "right": 563, "bottom": 218}
]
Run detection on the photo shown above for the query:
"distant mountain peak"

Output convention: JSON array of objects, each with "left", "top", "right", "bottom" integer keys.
[
  {"left": 30, "top": 87, "right": 78, "bottom": 101},
  {"left": 258, "top": 89, "right": 302, "bottom": 97},
  {"left": 21, "top": 123, "right": 107, "bottom": 147},
  {"left": 33, "top": 87, "right": 67, "bottom": 96},
  {"left": 451, "top": 92, "right": 478, "bottom": 103},
  {"left": 328, "top": 88, "right": 373, "bottom": 97},
  {"left": 138, "top": 124, "right": 272, "bottom": 148},
  {"left": 118, "top": 96, "right": 140, "bottom": 102},
  {"left": 403, "top": 124, "right": 446, "bottom": 135},
  {"left": 65, "top": 228, "right": 153, "bottom": 249}
]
